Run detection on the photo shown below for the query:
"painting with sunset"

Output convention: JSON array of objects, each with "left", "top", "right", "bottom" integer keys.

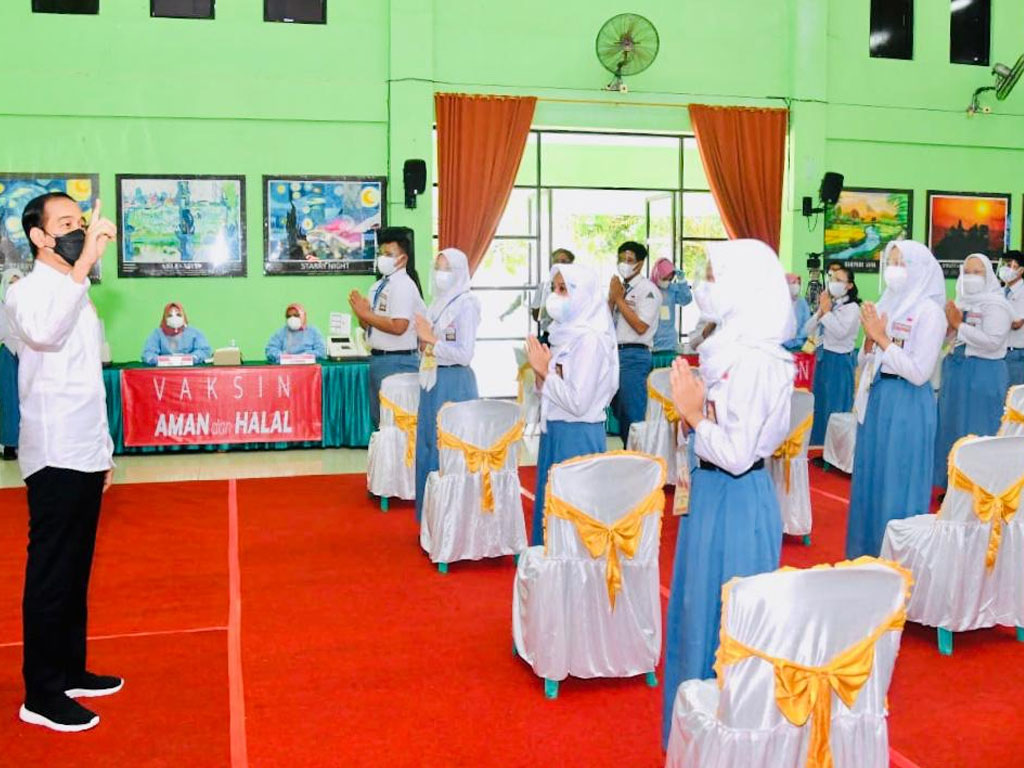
[
  {"left": 0, "top": 173, "right": 101, "bottom": 281},
  {"left": 824, "top": 187, "right": 912, "bottom": 273},
  {"left": 927, "top": 191, "right": 1010, "bottom": 277}
]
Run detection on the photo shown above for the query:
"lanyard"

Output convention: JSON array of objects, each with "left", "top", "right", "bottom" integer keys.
[
  {"left": 372, "top": 276, "right": 390, "bottom": 310},
  {"left": 430, "top": 292, "right": 466, "bottom": 329}
]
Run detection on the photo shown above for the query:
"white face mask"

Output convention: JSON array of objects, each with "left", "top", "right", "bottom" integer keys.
[
  {"left": 884, "top": 265, "right": 909, "bottom": 293},
  {"left": 286, "top": 316, "right": 302, "bottom": 331},
  {"left": 788, "top": 283, "right": 800, "bottom": 299},
  {"left": 999, "top": 265, "right": 1021, "bottom": 284},
  {"left": 376, "top": 255, "right": 397, "bottom": 276},
  {"left": 828, "top": 281, "right": 848, "bottom": 298},
  {"left": 434, "top": 270, "right": 454, "bottom": 292},
  {"left": 165, "top": 313, "right": 185, "bottom": 330},
  {"left": 694, "top": 282, "right": 722, "bottom": 324},
  {"left": 617, "top": 262, "right": 637, "bottom": 280},
  {"left": 961, "top": 274, "right": 985, "bottom": 295},
  {"left": 657, "top": 279, "right": 671, "bottom": 289},
  {"left": 545, "top": 293, "right": 570, "bottom": 323}
]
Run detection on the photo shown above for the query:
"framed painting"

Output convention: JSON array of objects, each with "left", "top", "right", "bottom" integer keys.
[
  {"left": 926, "top": 191, "right": 1010, "bottom": 278},
  {"left": 823, "top": 187, "right": 912, "bottom": 274}
]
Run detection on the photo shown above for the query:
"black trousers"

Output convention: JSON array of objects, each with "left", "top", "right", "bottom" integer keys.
[{"left": 22, "top": 467, "right": 105, "bottom": 701}]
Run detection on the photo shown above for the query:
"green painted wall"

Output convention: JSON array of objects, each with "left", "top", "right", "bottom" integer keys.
[{"left": 2, "top": 0, "right": 1022, "bottom": 357}]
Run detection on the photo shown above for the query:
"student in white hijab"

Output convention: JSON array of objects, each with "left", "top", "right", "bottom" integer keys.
[
  {"left": 661, "top": 239, "right": 794, "bottom": 748},
  {"left": 846, "top": 240, "right": 946, "bottom": 558},
  {"left": 525, "top": 263, "right": 618, "bottom": 545},
  {"left": 412, "top": 247, "right": 481, "bottom": 521},
  {"left": 933, "top": 253, "right": 1013, "bottom": 487},
  {"left": 1, "top": 267, "right": 26, "bottom": 460}
]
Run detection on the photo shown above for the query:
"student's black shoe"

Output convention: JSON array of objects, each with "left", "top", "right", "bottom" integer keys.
[
  {"left": 19, "top": 694, "right": 99, "bottom": 733},
  {"left": 1, "top": 446, "right": 16, "bottom": 461},
  {"left": 66, "top": 672, "right": 124, "bottom": 699}
]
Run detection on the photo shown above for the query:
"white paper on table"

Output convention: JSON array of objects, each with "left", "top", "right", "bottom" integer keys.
[
  {"left": 156, "top": 355, "right": 195, "bottom": 367},
  {"left": 279, "top": 353, "right": 316, "bottom": 365}
]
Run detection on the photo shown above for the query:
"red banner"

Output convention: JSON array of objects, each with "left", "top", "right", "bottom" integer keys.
[
  {"left": 793, "top": 352, "right": 816, "bottom": 390},
  {"left": 121, "top": 366, "right": 323, "bottom": 447}
]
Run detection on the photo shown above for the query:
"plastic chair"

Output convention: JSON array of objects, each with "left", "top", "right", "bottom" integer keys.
[
  {"left": 366, "top": 373, "right": 420, "bottom": 509},
  {"left": 769, "top": 389, "right": 815, "bottom": 543},
  {"left": 626, "top": 368, "right": 679, "bottom": 482},
  {"left": 999, "top": 385, "right": 1024, "bottom": 437}
]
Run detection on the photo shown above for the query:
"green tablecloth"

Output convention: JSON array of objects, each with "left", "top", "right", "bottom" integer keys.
[{"left": 103, "top": 360, "right": 373, "bottom": 455}]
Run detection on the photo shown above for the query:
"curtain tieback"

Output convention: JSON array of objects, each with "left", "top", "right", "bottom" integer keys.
[
  {"left": 379, "top": 393, "right": 418, "bottom": 467},
  {"left": 647, "top": 383, "right": 681, "bottom": 424},
  {"left": 544, "top": 485, "right": 665, "bottom": 609},
  {"left": 772, "top": 413, "right": 813, "bottom": 493},
  {"left": 437, "top": 420, "right": 524, "bottom": 512}
]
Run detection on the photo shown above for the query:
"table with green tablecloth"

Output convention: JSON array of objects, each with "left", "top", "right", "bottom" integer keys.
[{"left": 103, "top": 360, "right": 373, "bottom": 455}]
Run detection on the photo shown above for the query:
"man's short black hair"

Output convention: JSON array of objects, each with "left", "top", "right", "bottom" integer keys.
[
  {"left": 22, "top": 192, "right": 75, "bottom": 256},
  {"left": 617, "top": 241, "right": 648, "bottom": 261},
  {"left": 377, "top": 226, "right": 413, "bottom": 258},
  {"left": 1004, "top": 250, "right": 1023, "bottom": 269}
]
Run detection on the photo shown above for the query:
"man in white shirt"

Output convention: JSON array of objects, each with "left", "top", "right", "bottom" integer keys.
[
  {"left": 6, "top": 193, "right": 120, "bottom": 733},
  {"left": 1001, "top": 251, "right": 1024, "bottom": 385},
  {"left": 608, "top": 241, "right": 661, "bottom": 444},
  {"left": 348, "top": 227, "right": 426, "bottom": 428}
]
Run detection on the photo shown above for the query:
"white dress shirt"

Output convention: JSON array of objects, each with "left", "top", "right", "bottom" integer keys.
[
  {"left": 432, "top": 295, "right": 480, "bottom": 366},
  {"left": 956, "top": 303, "right": 1011, "bottom": 360},
  {"left": 367, "top": 269, "right": 425, "bottom": 351},
  {"left": 1007, "top": 280, "right": 1024, "bottom": 349},
  {"left": 541, "top": 332, "right": 617, "bottom": 424},
  {"left": 858, "top": 301, "right": 946, "bottom": 387},
  {"left": 803, "top": 300, "right": 860, "bottom": 354},
  {"left": 5, "top": 261, "right": 114, "bottom": 479},
  {"left": 614, "top": 275, "right": 660, "bottom": 347},
  {"left": 694, "top": 351, "right": 793, "bottom": 476}
]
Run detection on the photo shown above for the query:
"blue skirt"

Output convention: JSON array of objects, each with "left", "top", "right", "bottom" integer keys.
[
  {"left": 934, "top": 351, "right": 1009, "bottom": 487},
  {"left": 368, "top": 352, "right": 420, "bottom": 429},
  {"left": 611, "top": 346, "right": 652, "bottom": 443},
  {"left": 846, "top": 374, "right": 936, "bottom": 559},
  {"left": 1007, "top": 348, "right": 1024, "bottom": 387},
  {"left": 530, "top": 420, "right": 606, "bottom": 545},
  {"left": 662, "top": 464, "right": 782, "bottom": 747},
  {"left": 810, "top": 350, "right": 856, "bottom": 445},
  {"left": 0, "top": 346, "right": 18, "bottom": 448},
  {"left": 414, "top": 365, "right": 478, "bottom": 521}
]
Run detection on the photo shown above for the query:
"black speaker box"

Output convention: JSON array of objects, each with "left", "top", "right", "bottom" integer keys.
[
  {"left": 819, "top": 172, "right": 845, "bottom": 205},
  {"left": 404, "top": 159, "right": 427, "bottom": 209},
  {"left": 264, "top": 0, "right": 325, "bottom": 24},
  {"left": 32, "top": 0, "right": 98, "bottom": 13}
]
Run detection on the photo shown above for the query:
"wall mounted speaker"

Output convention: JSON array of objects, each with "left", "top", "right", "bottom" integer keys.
[
  {"left": 403, "top": 159, "right": 427, "bottom": 209},
  {"left": 32, "top": 0, "right": 98, "bottom": 13},
  {"left": 264, "top": 0, "right": 325, "bottom": 24},
  {"left": 151, "top": 0, "right": 214, "bottom": 18},
  {"left": 819, "top": 172, "right": 844, "bottom": 205}
]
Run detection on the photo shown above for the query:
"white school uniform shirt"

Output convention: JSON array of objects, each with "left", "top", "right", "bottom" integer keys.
[
  {"left": 614, "top": 275, "right": 660, "bottom": 347},
  {"left": 1007, "top": 280, "right": 1024, "bottom": 349},
  {"left": 694, "top": 351, "right": 793, "bottom": 476},
  {"left": 858, "top": 301, "right": 946, "bottom": 387},
  {"left": 803, "top": 299, "right": 861, "bottom": 354},
  {"left": 956, "top": 302, "right": 1011, "bottom": 360},
  {"left": 541, "top": 332, "right": 617, "bottom": 424},
  {"left": 367, "top": 268, "right": 425, "bottom": 351},
  {"left": 432, "top": 295, "right": 480, "bottom": 366},
  {"left": 5, "top": 261, "right": 114, "bottom": 480}
]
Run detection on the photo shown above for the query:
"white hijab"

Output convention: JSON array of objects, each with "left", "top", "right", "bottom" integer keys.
[
  {"left": 876, "top": 240, "right": 946, "bottom": 331},
  {"left": 428, "top": 247, "right": 480, "bottom": 329},
  {"left": 954, "top": 253, "right": 1013, "bottom": 319},
  {"left": 547, "top": 263, "right": 616, "bottom": 353},
  {"left": 698, "top": 239, "right": 795, "bottom": 385}
]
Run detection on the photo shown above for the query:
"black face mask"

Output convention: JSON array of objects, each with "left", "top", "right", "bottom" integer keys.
[{"left": 47, "top": 228, "right": 86, "bottom": 266}]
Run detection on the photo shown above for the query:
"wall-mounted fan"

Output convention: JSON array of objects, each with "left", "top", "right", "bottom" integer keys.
[
  {"left": 596, "top": 13, "right": 659, "bottom": 92},
  {"left": 967, "top": 54, "right": 1024, "bottom": 114}
]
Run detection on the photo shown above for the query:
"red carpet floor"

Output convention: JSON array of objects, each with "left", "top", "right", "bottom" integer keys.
[{"left": 0, "top": 465, "right": 1021, "bottom": 767}]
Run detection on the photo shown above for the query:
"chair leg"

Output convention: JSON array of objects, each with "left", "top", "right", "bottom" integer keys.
[
  {"left": 512, "top": 643, "right": 518, "bottom": 657},
  {"left": 514, "top": 553, "right": 520, "bottom": 565},
  {"left": 437, "top": 562, "right": 448, "bottom": 574},
  {"left": 645, "top": 671, "right": 658, "bottom": 688},
  {"left": 379, "top": 496, "right": 389, "bottom": 512},
  {"left": 544, "top": 679, "right": 559, "bottom": 700},
  {"left": 1017, "top": 626, "right": 1024, "bottom": 643},
  {"left": 802, "top": 534, "right": 811, "bottom": 547},
  {"left": 937, "top": 627, "right": 953, "bottom": 656}
]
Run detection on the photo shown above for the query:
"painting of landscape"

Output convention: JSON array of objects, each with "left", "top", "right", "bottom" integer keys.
[
  {"left": 927, "top": 191, "right": 1010, "bottom": 277},
  {"left": 824, "top": 188, "right": 912, "bottom": 274}
]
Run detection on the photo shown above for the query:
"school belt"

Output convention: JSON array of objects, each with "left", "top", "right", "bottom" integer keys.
[
  {"left": 879, "top": 372, "right": 902, "bottom": 380},
  {"left": 618, "top": 343, "right": 650, "bottom": 350},
  {"left": 370, "top": 349, "right": 417, "bottom": 356},
  {"left": 1009, "top": 347, "right": 1024, "bottom": 352},
  {"left": 697, "top": 458, "right": 765, "bottom": 478}
]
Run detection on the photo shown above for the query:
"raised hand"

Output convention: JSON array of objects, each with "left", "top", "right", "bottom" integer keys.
[
  {"left": 608, "top": 275, "right": 624, "bottom": 304},
  {"left": 669, "top": 357, "right": 706, "bottom": 427},
  {"left": 525, "top": 335, "right": 552, "bottom": 380},
  {"left": 74, "top": 199, "right": 116, "bottom": 283},
  {"left": 414, "top": 313, "right": 436, "bottom": 344},
  {"left": 860, "top": 302, "right": 889, "bottom": 347},
  {"left": 818, "top": 290, "right": 833, "bottom": 314},
  {"left": 944, "top": 299, "right": 963, "bottom": 330}
]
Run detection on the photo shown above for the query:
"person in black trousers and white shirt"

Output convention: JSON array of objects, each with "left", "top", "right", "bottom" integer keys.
[{"left": 6, "top": 193, "right": 121, "bottom": 732}]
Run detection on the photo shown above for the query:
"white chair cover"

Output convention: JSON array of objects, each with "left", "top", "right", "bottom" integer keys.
[
  {"left": 667, "top": 559, "right": 910, "bottom": 768},
  {"left": 626, "top": 368, "right": 678, "bottom": 481},
  {"left": 881, "top": 435, "right": 1024, "bottom": 632},
  {"left": 513, "top": 344, "right": 541, "bottom": 435},
  {"left": 999, "top": 385, "right": 1024, "bottom": 437},
  {"left": 769, "top": 390, "right": 815, "bottom": 536},
  {"left": 366, "top": 373, "right": 420, "bottom": 500},
  {"left": 513, "top": 451, "right": 665, "bottom": 682},
  {"left": 823, "top": 412, "right": 857, "bottom": 474},
  {"left": 420, "top": 399, "right": 527, "bottom": 564}
]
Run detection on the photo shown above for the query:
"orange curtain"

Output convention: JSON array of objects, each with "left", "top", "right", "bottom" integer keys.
[
  {"left": 688, "top": 104, "right": 788, "bottom": 253},
  {"left": 435, "top": 93, "right": 537, "bottom": 274}
]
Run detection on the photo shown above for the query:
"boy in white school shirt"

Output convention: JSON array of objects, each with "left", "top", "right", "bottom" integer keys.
[
  {"left": 1001, "top": 251, "right": 1024, "bottom": 385},
  {"left": 5, "top": 193, "right": 121, "bottom": 733}
]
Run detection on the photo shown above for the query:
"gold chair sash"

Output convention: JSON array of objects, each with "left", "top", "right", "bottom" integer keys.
[
  {"left": 714, "top": 557, "right": 912, "bottom": 768},
  {"left": 772, "top": 413, "right": 814, "bottom": 493},
  {"left": 1002, "top": 404, "right": 1024, "bottom": 429},
  {"left": 947, "top": 436, "right": 1024, "bottom": 569},
  {"left": 437, "top": 419, "right": 524, "bottom": 513},
  {"left": 647, "top": 382, "right": 681, "bottom": 424},
  {"left": 544, "top": 481, "right": 665, "bottom": 609},
  {"left": 516, "top": 360, "right": 532, "bottom": 405},
  {"left": 379, "top": 393, "right": 418, "bottom": 468}
]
